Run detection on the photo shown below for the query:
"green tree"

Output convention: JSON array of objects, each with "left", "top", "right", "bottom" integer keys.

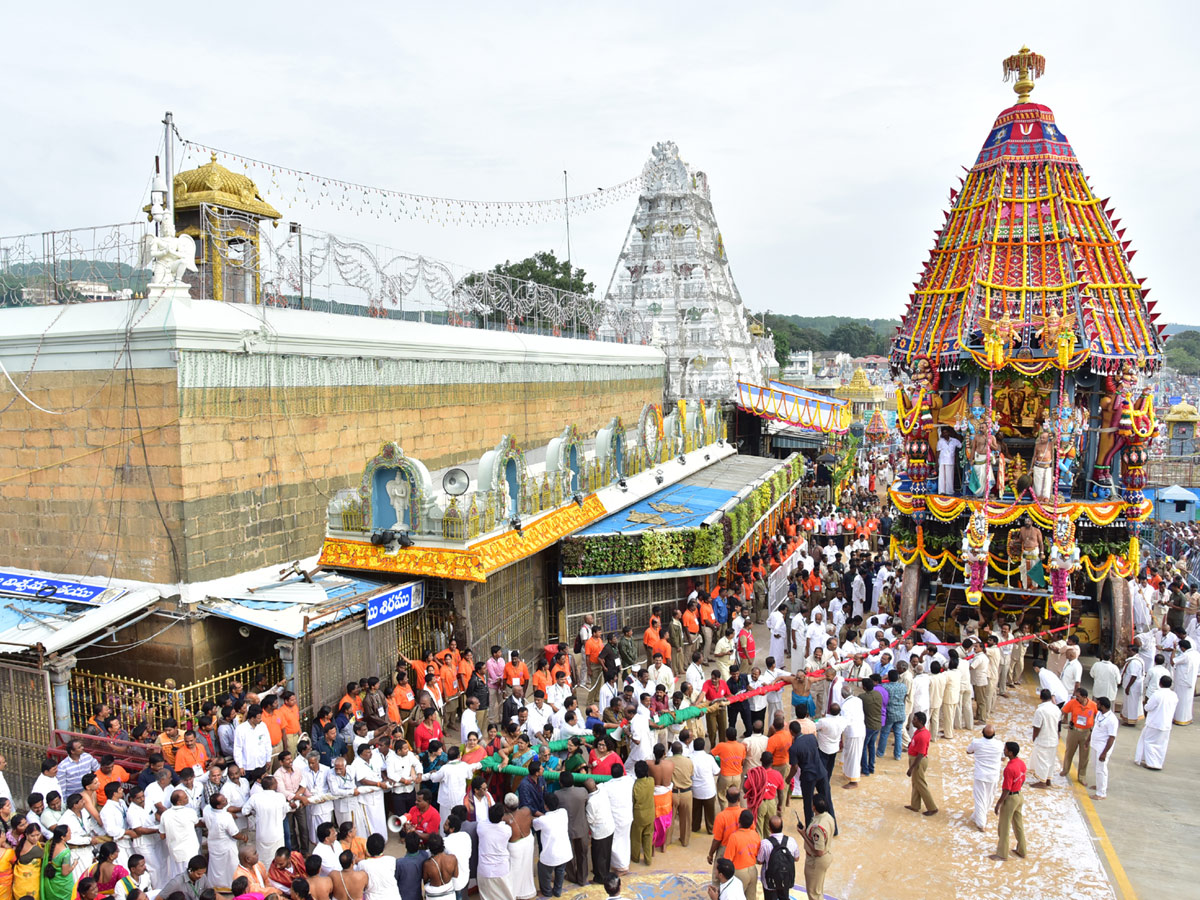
[
  {"left": 772, "top": 331, "right": 790, "bottom": 368},
  {"left": 827, "top": 321, "right": 884, "bottom": 355},
  {"left": 1167, "top": 331, "right": 1200, "bottom": 375},
  {"left": 460, "top": 250, "right": 595, "bottom": 332}
]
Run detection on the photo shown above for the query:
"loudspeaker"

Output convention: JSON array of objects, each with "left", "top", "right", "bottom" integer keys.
[{"left": 443, "top": 467, "right": 470, "bottom": 496}]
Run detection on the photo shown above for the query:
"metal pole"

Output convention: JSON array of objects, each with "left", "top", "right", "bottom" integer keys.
[
  {"left": 563, "top": 170, "right": 571, "bottom": 273},
  {"left": 298, "top": 226, "right": 304, "bottom": 308},
  {"left": 163, "top": 112, "right": 175, "bottom": 228}
]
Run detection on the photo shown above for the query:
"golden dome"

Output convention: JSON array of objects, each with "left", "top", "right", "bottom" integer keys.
[
  {"left": 1166, "top": 400, "right": 1200, "bottom": 422},
  {"left": 848, "top": 368, "right": 870, "bottom": 390},
  {"left": 172, "top": 153, "right": 281, "bottom": 220},
  {"left": 748, "top": 322, "right": 764, "bottom": 336}
]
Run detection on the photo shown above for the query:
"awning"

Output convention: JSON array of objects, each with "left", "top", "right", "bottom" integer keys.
[
  {"left": 0, "top": 568, "right": 161, "bottom": 656},
  {"left": 201, "top": 570, "right": 424, "bottom": 639},
  {"left": 737, "top": 380, "right": 852, "bottom": 433}
]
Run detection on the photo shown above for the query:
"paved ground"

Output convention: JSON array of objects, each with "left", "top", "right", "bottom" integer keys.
[
  {"left": 562, "top": 615, "right": 1123, "bottom": 900},
  {"left": 1079, "top": 657, "right": 1199, "bottom": 900}
]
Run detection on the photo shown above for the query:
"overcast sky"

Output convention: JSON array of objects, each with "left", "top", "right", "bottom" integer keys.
[{"left": 2, "top": 1, "right": 1195, "bottom": 321}]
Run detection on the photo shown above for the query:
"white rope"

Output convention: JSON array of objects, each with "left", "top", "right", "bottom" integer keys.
[{"left": 0, "top": 357, "right": 63, "bottom": 415}]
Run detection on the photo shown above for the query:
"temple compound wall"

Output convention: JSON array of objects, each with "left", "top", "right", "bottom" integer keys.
[{"left": 0, "top": 298, "right": 664, "bottom": 585}]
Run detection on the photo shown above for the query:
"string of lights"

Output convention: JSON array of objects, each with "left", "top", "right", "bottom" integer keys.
[{"left": 177, "top": 137, "right": 660, "bottom": 228}]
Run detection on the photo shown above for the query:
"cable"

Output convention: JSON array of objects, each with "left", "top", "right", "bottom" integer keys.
[
  {"left": 74, "top": 615, "right": 187, "bottom": 661},
  {"left": 0, "top": 358, "right": 62, "bottom": 414}
]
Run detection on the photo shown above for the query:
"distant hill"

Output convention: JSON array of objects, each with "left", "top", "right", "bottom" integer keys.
[
  {"left": 1163, "top": 324, "right": 1200, "bottom": 337},
  {"left": 754, "top": 312, "right": 901, "bottom": 362}
]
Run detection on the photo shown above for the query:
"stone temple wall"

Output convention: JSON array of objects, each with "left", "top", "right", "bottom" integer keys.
[{"left": 0, "top": 302, "right": 663, "bottom": 585}]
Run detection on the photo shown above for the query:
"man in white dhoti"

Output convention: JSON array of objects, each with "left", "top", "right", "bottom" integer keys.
[
  {"left": 604, "top": 764, "right": 634, "bottom": 874},
  {"left": 1089, "top": 651, "right": 1121, "bottom": 705},
  {"left": 909, "top": 663, "right": 930, "bottom": 741},
  {"left": 1119, "top": 647, "right": 1145, "bottom": 725},
  {"left": 99, "top": 783, "right": 133, "bottom": 867},
  {"left": 1034, "top": 666, "right": 1069, "bottom": 706},
  {"left": 936, "top": 429, "right": 961, "bottom": 496},
  {"left": 1029, "top": 689, "right": 1061, "bottom": 788},
  {"left": 1130, "top": 576, "right": 1152, "bottom": 632},
  {"left": 160, "top": 791, "right": 201, "bottom": 884},
  {"left": 242, "top": 775, "right": 289, "bottom": 867},
  {"left": 1135, "top": 629, "right": 1157, "bottom": 681},
  {"left": 426, "top": 745, "right": 480, "bottom": 820},
  {"left": 125, "top": 787, "right": 164, "bottom": 886},
  {"left": 965, "top": 726, "right": 1003, "bottom": 830},
  {"left": 766, "top": 608, "right": 788, "bottom": 668},
  {"left": 1134, "top": 675, "right": 1179, "bottom": 770},
  {"left": 1144, "top": 654, "right": 1171, "bottom": 710},
  {"left": 298, "top": 752, "right": 334, "bottom": 846},
  {"left": 350, "top": 745, "right": 390, "bottom": 838},
  {"left": 202, "top": 793, "right": 244, "bottom": 888},
  {"left": 1089, "top": 697, "right": 1118, "bottom": 800},
  {"left": 1172, "top": 639, "right": 1198, "bottom": 725},
  {"left": 805, "top": 614, "right": 827, "bottom": 662},
  {"left": 839, "top": 688, "right": 865, "bottom": 786}
]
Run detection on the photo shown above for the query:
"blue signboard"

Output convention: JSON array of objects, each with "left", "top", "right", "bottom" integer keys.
[
  {"left": 0, "top": 571, "right": 115, "bottom": 603},
  {"left": 365, "top": 581, "right": 424, "bottom": 630}
]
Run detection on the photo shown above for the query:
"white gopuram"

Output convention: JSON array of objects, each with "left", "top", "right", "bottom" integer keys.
[{"left": 603, "top": 141, "right": 772, "bottom": 400}]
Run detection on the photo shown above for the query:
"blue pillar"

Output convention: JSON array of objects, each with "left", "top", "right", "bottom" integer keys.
[{"left": 46, "top": 655, "right": 76, "bottom": 732}]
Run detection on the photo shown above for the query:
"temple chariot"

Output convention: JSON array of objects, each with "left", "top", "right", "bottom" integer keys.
[{"left": 888, "top": 47, "right": 1163, "bottom": 656}]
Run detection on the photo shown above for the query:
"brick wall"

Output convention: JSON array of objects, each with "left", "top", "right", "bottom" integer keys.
[{"left": 1, "top": 365, "right": 660, "bottom": 584}]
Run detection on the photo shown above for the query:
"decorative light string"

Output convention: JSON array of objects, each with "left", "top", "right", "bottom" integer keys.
[{"left": 177, "top": 138, "right": 657, "bottom": 228}]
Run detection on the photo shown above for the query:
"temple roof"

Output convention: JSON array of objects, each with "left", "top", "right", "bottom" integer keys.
[
  {"left": 172, "top": 153, "right": 281, "bottom": 220},
  {"left": 891, "top": 48, "right": 1162, "bottom": 375}
]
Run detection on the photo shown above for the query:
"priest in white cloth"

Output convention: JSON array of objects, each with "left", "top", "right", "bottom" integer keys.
[
  {"left": 1034, "top": 666, "right": 1069, "bottom": 706},
  {"left": 125, "top": 787, "right": 164, "bottom": 886},
  {"left": 1172, "top": 639, "right": 1199, "bottom": 725},
  {"left": 160, "top": 790, "right": 201, "bottom": 884},
  {"left": 426, "top": 745, "right": 480, "bottom": 820},
  {"left": 1134, "top": 675, "right": 1179, "bottom": 770},
  {"left": 766, "top": 607, "right": 788, "bottom": 669},
  {"left": 604, "top": 763, "right": 635, "bottom": 874},
  {"left": 202, "top": 792, "right": 244, "bottom": 888},
  {"left": 349, "top": 744, "right": 390, "bottom": 838},
  {"left": 1029, "top": 688, "right": 1061, "bottom": 788},
  {"left": 99, "top": 783, "right": 133, "bottom": 867},
  {"left": 1119, "top": 646, "right": 1145, "bottom": 725},
  {"left": 242, "top": 775, "right": 289, "bottom": 867},
  {"left": 964, "top": 726, "right": 1003, "bottom": 830},
  {"left": 328, "top": 757, "right": 368, "bottom": 836},
  {"left": 298, "top": 752, "right": 334, "bottom": 846},
  {"left": 839, "top": 686, "right": 865, "bottom": 787}
]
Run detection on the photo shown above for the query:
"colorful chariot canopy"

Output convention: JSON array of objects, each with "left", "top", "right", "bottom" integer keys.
[
  {"left": 891, "top": 46, "right": 1163, "bottom": 376},
  {"left": 736, "top": 379, "right": 851, "bottom": 434}
]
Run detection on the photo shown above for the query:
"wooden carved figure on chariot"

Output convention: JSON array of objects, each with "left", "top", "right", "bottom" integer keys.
[
  {"left": 1031, "top": 418, "right": 1055, "bottom": 502},
  {"left": 908, "top": 357, "right": 943, "bottom": 458},
  {"left": 1094, "top": 361, "right": 1139, "bottom": 485},
  {"left": 961, "top": 508, "right": 991, "bottom": 607}
]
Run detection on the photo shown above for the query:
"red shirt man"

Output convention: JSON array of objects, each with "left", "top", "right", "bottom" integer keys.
[
  {"left": 1001, "top": 754, "right": 1026, "bottom": 794},
  {"left": 702, "top": 676, "right": 732, "bottom": 703}
]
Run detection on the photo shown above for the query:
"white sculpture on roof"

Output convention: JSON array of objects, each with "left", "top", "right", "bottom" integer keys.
[{"left": 603, "top": 142, "right": 773, "bottom": 400}]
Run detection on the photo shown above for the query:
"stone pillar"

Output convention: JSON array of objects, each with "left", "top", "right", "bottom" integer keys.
[
  {"left": 274, "top": 639, "right": 297, "bottom": 693},
  {"left": 45, "top": 654, "right": 77, "bottom": 732},
  {"left": 900, "top": 564, "right": 922, "bottom": 627}
]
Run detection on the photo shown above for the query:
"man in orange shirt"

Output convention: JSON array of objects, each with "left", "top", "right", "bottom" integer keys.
[
  {"left": 391, "top": 673, "right": 419, "bottom": 742},
  {"left": 94, "top": 755, "right": 128, "bottom": 807},
  {"left": 503, "top": 651, "right": 531, "bottom": 692},
  {"left": 766, "top": 723, "right": 792, "bottom": 784},
  {"left": 584, "top": 629, "right": 605, "bottom": 682},
  {"left": 712, "top": 727, "right": 747, "bottom": 811},
  {"left": 683, "top": 601, "right": 702, "bottom": 662},
  {"left": 1060, "top": 686, "right": 1098, "bottom": 784},
  {"left": 339, "top": 682, "right": 364, "bottom": 717},
  {"left": 174, "top": 729, "right": 209, "bottom": 775},
  {"left": 260, "top": 695, "right": 286, "bottom": 760},
  {"left": 644, "top": 616, "right": 662, "bottom": 667},
  {"left": 722, "top": 807, "right": 763, "bottom": 900},
  {"left": 156, "top": 718, "right": 186, "bottom": 767},
  {"left": 706, "top": 789, "right": 745, "bottom": 883},
  {"left": 277, "top": 690, "right": 302, "bottom": 757}
]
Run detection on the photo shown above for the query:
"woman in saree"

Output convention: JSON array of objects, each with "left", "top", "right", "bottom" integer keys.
[
  {"left": 40, "top": 826, "right": 75, "bottom": 900},
  {"left": 84, "top": 842, "right": 127, "bottom": 900},
  {"left": 12, "top": 818, "right": 43, "bottom": 900},
  {"left": 459, "top": 731, "right": 486, "bottom": 765}
]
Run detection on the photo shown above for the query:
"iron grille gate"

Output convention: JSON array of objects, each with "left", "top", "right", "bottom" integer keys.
[
  {"left": 308, "top": 617, "right": 399, "bottom": 716},
  {"left": 0, "top": 661, "right": 54, "bottom": 801}
]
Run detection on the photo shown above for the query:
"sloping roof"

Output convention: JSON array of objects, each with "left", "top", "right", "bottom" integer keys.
[
  {"left": 1157, "top": 485, "right": 1197, "bottom": 503},
  {"left": 200, "top": 570, "right": 420, "bottom": 639},
  {"left": 0, "top": 569, "right": 161, "bottom": 656},
  {"left": 891, "top": 95, "right": 1162, "bottom": 374}
]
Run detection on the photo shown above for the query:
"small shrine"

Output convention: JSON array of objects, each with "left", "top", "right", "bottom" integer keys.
[
  {"left": 888, "top": 47, "right": 1162, "bottom": 651},
  {"left": 1164, "top": 400, "right": 1200, "bottom": 454},
  {"left": 835, "top": 367, "right": 888, "bottom": 423}
]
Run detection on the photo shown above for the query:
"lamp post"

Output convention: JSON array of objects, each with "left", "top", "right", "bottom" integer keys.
[{"left": 289, "top": 222, "right": 303, "bottom": 307}]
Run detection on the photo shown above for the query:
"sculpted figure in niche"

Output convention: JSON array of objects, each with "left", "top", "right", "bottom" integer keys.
[{"left": 386, "top": 474, "right": 412, "bottom": 529}]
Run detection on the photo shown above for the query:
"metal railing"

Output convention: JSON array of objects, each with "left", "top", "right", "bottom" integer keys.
[
  {"left": 0, "top": 216, "right": 649, "bottom": 343},
  {"left": 68, "top": 656, "right": 282, "bottom": 732}
]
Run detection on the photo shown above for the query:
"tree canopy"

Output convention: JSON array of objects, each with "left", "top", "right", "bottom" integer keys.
[
  {"left": 475, "top": 250, "right": 594, "bottom": 296},
  {"left": 1166, "top": 330, "right": 1200, "bottom": 375}
]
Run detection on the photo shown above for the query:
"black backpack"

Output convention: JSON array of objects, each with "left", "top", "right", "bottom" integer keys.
[{"left": 763, "top": 834, "right": 796, "bottom": 892}]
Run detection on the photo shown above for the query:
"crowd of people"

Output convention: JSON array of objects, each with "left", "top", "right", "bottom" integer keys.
[{"left": 1, "top": 497, "right": 1196, "bottom": 900}]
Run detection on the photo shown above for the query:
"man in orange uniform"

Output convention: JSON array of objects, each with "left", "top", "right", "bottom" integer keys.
[
  {"left": 278, "top": 690, "right": 302, "bottom": 757},
  {"left": 339, "top": 682, "right": 363, "bottom": 718},
  {"left": 723, "top": 808, "right": 763, "bottom": 900},
  {"left": 584, "top": 629, "right": 605, "bottom": 684},
  {"left": 1059, "top": 686, "right": 1098, "bottom": 784},
  {"left": 391, "top": 673, "right": 419, "bottom": 744},
  {"left": 503, "top": 651, "right": 531, "bottom": 692},
  {"left": 174, "top": 730, "right": 210, "bottom": 775},
  {"left": 94, "top": 755, "right": 129, "bottom": 807},
  {"left": 712, "top": 728, "right": 747, "bottom": 811},
  {"left": 644, "top": 615, "right": 662, "bottom": 667},
  {"left": 706, "top": 789, "right": 745, "bottom": 886},
  {"left": 683, "top": 601, "right": 702, "bottom": 664}
]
